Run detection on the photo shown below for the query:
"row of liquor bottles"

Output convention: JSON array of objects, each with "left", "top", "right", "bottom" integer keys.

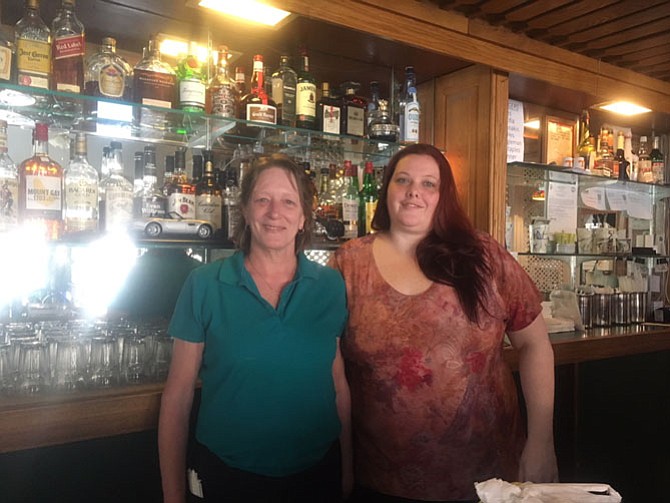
[
  {"left": 577, "top": 111, "right": 666, "bottom": 183},
  {"left": 0, "top": 0, "right": 420, "bottom": 143},
  {"left": 0, "top": 119, "right": 382, "bottom": 242}
]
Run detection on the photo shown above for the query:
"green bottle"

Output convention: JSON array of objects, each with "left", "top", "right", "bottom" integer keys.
[{"left": 358, "top": 161, "right": 378, "bottom": 236}]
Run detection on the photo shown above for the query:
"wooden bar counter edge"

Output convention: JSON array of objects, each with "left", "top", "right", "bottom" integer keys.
[{"left": 2, "top": 323, "right": 670, "bottom": 454}]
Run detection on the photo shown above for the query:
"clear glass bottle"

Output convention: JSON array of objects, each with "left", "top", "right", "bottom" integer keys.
[
  {"left": 206, "top": 46, "right": 239, "bottom": 118},
  {"left": 240, "top": 54, "right": 277, "bottom": 126},
  {"left": 340, "top": 81, "right": 366, "bottom": 137},
  {"left": 0, "top": 24, "right": 16, "bottom": 83},
  {"left": 51, "top": 0, "right": 84, "bottom": 93},
  {"left": 175, "top": 41, "right": 206, "bottom": 112},
  {"left": 0, "top": 120, "right": 18, "bottom": 232},
  {"left": 134, "top": 145, "right": 167, "bottom": 218},
  {"left": 133, "top": 37, "right": 176, "bottom": 129},
  {"left": 100, "top": 141, "right": 133, "bottom": 232},
  {"left": 84, "top": 37, "right": 133, "bottom": 102},
  {"left": 271, "top": 55, "right": 297, "bottom": 127},
  {"left": 18, "top": 122, "right": 63, "bottom": 239},
  {"left": 15, "top": 0, "right": 51, "bottom": 90},
  {"left": 167, "top": 147, "right": 195, "bottom": 219},
  {"left": 316, "top": 82, "right": 341, "bottom": 135},
  {"left": 64, "top": 132, "right": 98, "bottom": 234},
  {"left": 341, "top": 160, "right": 359, "bottom": 239},
  {"left": 366, "top": 80, "right": 381, "bottom": 133},
  {"left": 195, "top": 150, "right": 222, "bottom": 230},
  {"left": 296, "top": 47, "right": 317, "bottom": 130},
  {"left": 651, "top": 136, "right": 665, "bottom": 184},
  {"left": 368, "top": 99, "right": 399, "bottom": 142},
  {"left": 133, "top": 150, "right": 144, "bottom": 196},
  {"left": 399, "top": 66, "right": 420, "bottom": 144}
]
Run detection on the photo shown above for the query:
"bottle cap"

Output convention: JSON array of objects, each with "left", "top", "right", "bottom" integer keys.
[{"left": 34, "top": 123, "right": 49, "bottom": 142}]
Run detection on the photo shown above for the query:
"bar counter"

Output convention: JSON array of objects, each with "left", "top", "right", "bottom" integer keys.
[{"left": 3, "top": 323, "right": 670, "bottom": 454}]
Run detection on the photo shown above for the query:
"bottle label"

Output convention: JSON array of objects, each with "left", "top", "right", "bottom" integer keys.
[
  {"left": 53, "top": 34, "right": 85, "bottom": 60},
  {"left": 99, "top": 65, "right": 125, "bottom": 98},
  {"left": 0, "top": 46, "right": 11, "bottom": 81},
  {"left": 210, "top": 86, "right": 236, "bottom": 117},
  {"left": 24, "top": 174, "right": 62, "bottom": 212},
  {"left": 64, "top": 180, "right": 98, "bottom": 230},
  {"left": 271, "top": 77, "right": 284, "bottom": 105},
  {"left": 403, "top": 101, "right": 420, "bottom": 142},
  {"left": 364, "top": 200, "right": 377, "bottom": 234},
  {"left": 196, "top": 194, "right": 222, "bottom": 229},
  {"left": 345, "top": 106, "right": 365, "bottom": 137},
  {"left": 321, "top": 105, "right": 341, "bottom": 134},
  {"left": 134, "top": 69, "right": 176, "bottom": 108},
  {"left": 342, "top": 196, "right": 358, "bottom": 239},
  {"left": 652, "top": 161, "right": 665, "bottom": 184},
  {"left": 179, "top": 78, "right": 206, "bottom": 108},
  {"left": 104, "top": 188, "right": 133, "bottom": 229},
  {"left": 141, "top": 196, "right": 166, "bottom": 218},
  {"left": 246, "top": 103, "right": 277, "bottom": 125},
  {"left": 168, "top": 192, "right": 196, "bottom": 219},
  {"left": 638, "top": 160, "right": 653, "bottom": 183},
  {"left": 17, "top": 39, "right": 50, "bottom": 74},
  {"left": 223, "top": 203, "right": 240, "bottom": 239},
  {"left": 0, "top": 177, "right": 18, "bottom": 229},
  {"left": 296, "top": 82, "right": 316, "bottom": 119}
]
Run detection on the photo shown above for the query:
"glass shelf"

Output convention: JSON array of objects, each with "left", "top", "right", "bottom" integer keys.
[
  {"left": 0, "top": 83, "right": 399, "bottom": 162},
  {"left": 517, "top": 252, "right": 670, "bottom": 260}
]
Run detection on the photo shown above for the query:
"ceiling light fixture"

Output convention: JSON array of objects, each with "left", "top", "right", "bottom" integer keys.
[
  {"left": 196, "top": 0, "right": 292, "bottom": 27},
  {"left": 156, "top": 35, "right": 209, "bottom": 63},
  {"left": 524, "top": 119, "right": 541, "bottom": 130},
  {"left": 597, "top": 101, "right": 652, "bottom": 116}
]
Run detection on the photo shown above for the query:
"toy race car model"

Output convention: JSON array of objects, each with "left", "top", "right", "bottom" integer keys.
[{"left": 132, "top": 212, "right": 214, "bottom": 239}]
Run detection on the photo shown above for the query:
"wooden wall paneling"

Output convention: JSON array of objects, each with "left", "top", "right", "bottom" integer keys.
[{"left": 417, "top": 78, "right": 436, "bottom": 146}]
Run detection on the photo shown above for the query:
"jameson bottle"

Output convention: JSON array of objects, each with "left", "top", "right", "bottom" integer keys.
[
  {"left": 167, "top": 148, "right": 196, "bottom": 219},
  {"left": 19, "top": 123, "right": 63, "bottom": 239},
  {"left": 15, "top": 0, "right": 51, "bottom": 90},
  {"left": 271, "top": 55, "right": 297, "bottom": 127},
  {"left": 51, "top": 0, "right": 85, "bottom": 93},
  {"left": 295, "top": 47, "right": 317, "bottom": 130},
  {"left": 64, "top": 133, "right": 98, "bottom": 234},
  {"left": 195, "top": 150, "right": 222, "bottom": 230},
  {"left": 0, "top": 120, "right": 18, "bottom": 232}
]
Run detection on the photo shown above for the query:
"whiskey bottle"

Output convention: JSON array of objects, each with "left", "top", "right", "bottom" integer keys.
[
  {"left": 614, "top": 131, "right": 629, "bottom": 181},
  {"left": 221, "top": 172, "right": 240, "bottom": 242},
  {"left": 195, "top": 150, "right": 222, "bottom": 230},
  {"left": 240, "top": 55, "right": 277, "bottom": 127},
  {"left": 235, "top": 66, "right": 247, "bottom": 96},
  {"left": 15, "top": 0, "right": 51, "bottom": 90},
  {"left": 637, "top": 136, "right": 652, "bottom": 183},
  {"left": 358, "top": 161, "right": 378, "bottom": 236},
  {"left": 271, "top": 55, "right": 297, "bottom": 127},
  {"left": 651, "top": 136, "right": 665, "bottom": 184},
  {"left": 0, "top": 120, "right": 18, "bottom": 232},
  {"left": 191, "top": 153, "right": 203, "bottom": 185},
  {"left": 577, "top": 110, "right": 594, "bottom": 171},
  {"left": 176, "top": 41, "right": 206, "bottom": 112},
  {"left": 84, "top": 37, "right": 133, "bottom": 103},
  {"left": 368, "top": 99, "right": 399, "bottom": 142},
  {"left": 341, "top": 160, "right": 359, "bottom": 239},
  {"left": 399, "top": 66, "right": 420, "bottom": 144},
  {"left": 19, "top": 123, "right": 63, "bottom": 239},
  {"left": 167, "top": 148, "right": 196, "bottom": 219},
  {"left": 64, "top": 132, "right": 98, "bottom": 234},
  {"left": 100, "top": 141, "right": 133, "bottom": 232},
  {"left": 51, "top": 0, "right": 84, "bottom": 93},
  {"left": 206, "top": 46, "right": 238, "bottom": 118},
  {"left": 0, "top": 22, "right": 16, "bottom": 83},
  {"left": 340, "top": 82, "right": 366, "bottom": 137},
  {"left": 134, "top": 145, "right": 167, "bottom": 218},
  {"left": 162, "top": 154, "right": 175, "bottom": 196},
  {"left": 296, "top": 48, "right": 317, "bottom": 130},
  {"left": 133, "top": 37, "right": 176, "bottom": 128},
  {"left": 132, "top": 150, "right": 144, "bottom": 196},
  {"left": 366, "top": 80, "right": 381, "bottom": 133},
  {"left": 316, "top": 82, "right": 341, "bottom": 135}
]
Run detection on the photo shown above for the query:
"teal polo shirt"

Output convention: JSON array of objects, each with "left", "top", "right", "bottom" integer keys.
[{"left": 168, "top": 250, "right": 347, "bottom": 477}]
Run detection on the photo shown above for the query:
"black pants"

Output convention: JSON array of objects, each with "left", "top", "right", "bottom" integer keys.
[
  {"left": 188, "top": 441, "right": 342, "bottom": 503},
  {"left": 348, "top": 484, "right": 478, "bottom": 503}
]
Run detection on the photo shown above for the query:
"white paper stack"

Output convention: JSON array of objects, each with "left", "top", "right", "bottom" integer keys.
[{"left": 475, "top": 478, "right": 622, "bottom": 503}]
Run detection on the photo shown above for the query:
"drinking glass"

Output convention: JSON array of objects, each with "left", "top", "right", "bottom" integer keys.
[
  {"left": 122, "top": 335, "right": 146, "bottom": 384},
  {"left": 89, "top": 336, "right": 119, "bottom": 388},
  {"left": 53, "top": 338, "right": 86, "bottom": 392},
  {"left": 18, "top": 341, "right": 49, "bottom": 394}
]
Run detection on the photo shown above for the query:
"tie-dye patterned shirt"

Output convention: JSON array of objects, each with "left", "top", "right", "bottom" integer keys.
[{"left": 331, "top": 233, "right": 542, "bottom": 501}]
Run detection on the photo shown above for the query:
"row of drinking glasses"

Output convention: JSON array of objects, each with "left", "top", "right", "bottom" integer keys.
[{"left": 0, "top": 319, "right": 172, "bottom": 395}]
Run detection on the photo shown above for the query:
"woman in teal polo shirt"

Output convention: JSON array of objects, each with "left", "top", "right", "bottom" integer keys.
[{"left": 158, "top": 154, "right": 351, "bottom": 503}]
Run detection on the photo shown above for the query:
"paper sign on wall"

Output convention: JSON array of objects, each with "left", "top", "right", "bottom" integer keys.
[
  {"left": 547, "top": 182, "right": 578, "bottom": 233},
  {"left": 507, "top": 99, "right": 524, "bottom": 163}
]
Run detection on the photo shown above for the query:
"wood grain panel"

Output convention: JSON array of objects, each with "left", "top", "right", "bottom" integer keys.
[{"left": 522, "top": 0, "right": 617, "bottom": 31}]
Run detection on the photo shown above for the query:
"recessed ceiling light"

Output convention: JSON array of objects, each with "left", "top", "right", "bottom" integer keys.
[
  {"left": 597, "top": 101, "right": 652, "bottom": 116},
  {"left": 196, "top": 0, "right": 292, "bottom": 27}
]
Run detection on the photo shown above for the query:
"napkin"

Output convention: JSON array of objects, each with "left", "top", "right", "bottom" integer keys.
[{"left": 475, "top": 478, "right": 622, "bottom": 503}]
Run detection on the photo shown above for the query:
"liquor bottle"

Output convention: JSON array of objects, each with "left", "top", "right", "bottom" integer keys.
[
  {"left": 340, "top": 82, "right": 366, "bottom": 137},
  {"left": 206, "top": 46, "right": 238, "bottom": 118},
  {"left": 191, "top": 153, "right": 203, "bottom": 185},
  {"left": 368, "top": 99, "right": 399, "bottom": 142},
  {"left": 132, "top": 150, "right": 144, "bottom": 198},
  {"left": 614, "top": 132, "right": 629, "bottom": 181},
  {"left": 0, "top": 120, "right": 18, "bottom": 232},
  {"left": 637, "top": 136, "right": 652, "bottom": 183},
  {"left": 100, "top": 141, "right": 133, "bottom": 232},
  {"left": 316, "top": 82, "right": 341, "bottom": 135},
  {"left": 366, "top": 80, "right": 381, "bottom": 133},
  {"left": 15, "top": 0, "right": 51, "bottom": 90},
  {"left": 341, "top": 160, "right": 359, "bottom": 239},
  {"left": 271, "top": 55, "right": 297, "bottom": 127},
  {"left": 315, "top": 165, "right": 330, "bottom": 221},
  {"left": 235, "top": 66, "right": 247, "bottom": 96},
  {"left": 176, "top": 41, "right": 206, "bottom": 112},
  {"left": 295, "top": 47, "right": 317, "bottom": 130},
  {"left": 18, "top": 123, "right": 63, "bottom": 239},
  {"left": 358, "top": 161, "right": 378, "bottom": 236},
  {"left": 399, "top": 66, "right": 420, "bottom": 144},
  {"left": 162, "top": 154, "right": 175, "bottom": 195},
  {"left": 221, "top": 172, "right": 240, "bottom": 242},
  {"left": 319, "top": 163, "right": 342, "bottom": 221},
  {"left": 133, "top": 36, "right": 176, "bottom": 128},
  {"left": 240, "top": 55, "right": 277, "bottom": 126},
  {"left": 134, "top": 145, "right": 167, "bottom": 218},
  {"left": 195, "top": 150, "right": 222, "bottom": 230},
  {"left": 0, "top": 22, "right": 16, "bottom": 83},
  {"left": 64, "top": 133, "right": 98, "bottom": 234},
  {"left": 167, "top": 148, "right": 196, "bottom": 219},
  {"left": 651, "top": 136, "right": 665, "bottom": 184},
  {"left": 84, "top": 37, "right": 133, "bottom": 103},
  {"left": 593, "top": 132, "right": 613, "bottom": 178},
  {"left": 577, "top": 110, "right": 594, "bottom": 171},
  {"left": 51, "top": 0, "right": 84, "bottom": 93}
]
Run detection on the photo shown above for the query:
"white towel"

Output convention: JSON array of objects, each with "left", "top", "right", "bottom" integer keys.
[{"left": 475, "top": 478, "right": 622, "bottom": 503}]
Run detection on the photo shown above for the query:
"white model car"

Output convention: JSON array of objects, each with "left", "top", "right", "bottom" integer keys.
[{"left": 132, "top": 212, "right": 214, "bottom": 239}]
